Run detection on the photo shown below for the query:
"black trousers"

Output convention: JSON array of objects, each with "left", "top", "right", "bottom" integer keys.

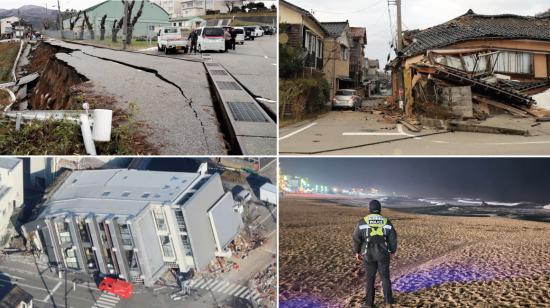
[
  {"left": 364, "top": 259, "right": 394, "bottom": 305},
  {"left": 230, "top": 38, "right": 236, "bottom": 50}
]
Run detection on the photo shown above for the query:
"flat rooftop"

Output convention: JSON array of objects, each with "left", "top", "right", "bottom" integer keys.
[
  {"left": 0, "top": 158, "right": 21, "bottom": 170},
  {"left": 40, "top": 169, "right": 203, "bottom": 218}
]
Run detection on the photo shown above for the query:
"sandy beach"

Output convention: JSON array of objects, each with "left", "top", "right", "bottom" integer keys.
[{"left": 279, "top": 197, "right": 550, "bottom": 307}]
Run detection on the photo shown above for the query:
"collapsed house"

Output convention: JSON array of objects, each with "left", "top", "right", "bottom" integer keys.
[
  {"left": 22, "top": 163, "right": 243, "bottom": 287},
  {"left": 390, "top": 10, "right": 550, "bottom": 124}
]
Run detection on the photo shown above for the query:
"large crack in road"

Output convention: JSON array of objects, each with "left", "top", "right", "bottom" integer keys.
[{"left": 44, "top": 40, "right": 228, "bottom": 155}]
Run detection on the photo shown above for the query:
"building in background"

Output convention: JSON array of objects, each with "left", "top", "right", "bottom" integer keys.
[
  {"left": 22, "top": 163, "right": 243, "bottom": 287},
  {"left": 151, "top": 0, "right": 243, "bottom": 19},
  {"left": 322, "top": 21, "right": 352, "bottom": 95},
  {"left": 62, "top": 0, "right": 170, "bottom": 38},
  {"left": 0, "top": 16, "right": 19, "bottom": 38},
  {"left": 0, "top": 158, "right": 24, "bottom": 248},
  {"left": 349, "top": 27, "right": 367, "bottom": 92}
]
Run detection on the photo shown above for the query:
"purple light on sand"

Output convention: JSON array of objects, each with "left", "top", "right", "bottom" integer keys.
[
  {"left": 393, "top": 263, "right": 496, "bottom": 293},
  {"left": 280, "top": 295, "right": 332, "bottom": 308}
]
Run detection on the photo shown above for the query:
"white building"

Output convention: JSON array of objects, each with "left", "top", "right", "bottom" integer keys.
[
  {"left": 22, "top": 163, "right": 243, "bottom": 286},
  {"left": 0, "top": 16, "right": 19, "bottom": 37},
  {"left": 0, "top": 158, "right": 24, "bottom": 248},
  {"left": 24, "top": 157, "right": 132, "bottom": 191},
  {"left": 152, "top": 0, "right": 243, "bottom": 18}
]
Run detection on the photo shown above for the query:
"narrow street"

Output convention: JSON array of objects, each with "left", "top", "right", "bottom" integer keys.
[{"left": 279, "top": 107, "right": 550, "bottom": 155}]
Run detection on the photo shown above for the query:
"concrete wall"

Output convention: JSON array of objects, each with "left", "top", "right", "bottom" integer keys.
[
  {"left": 324, "top": 37, "right": 351, "bottom": 96},
  {"left": 182, "top": 174, "right": 224, "bottom": 270}
]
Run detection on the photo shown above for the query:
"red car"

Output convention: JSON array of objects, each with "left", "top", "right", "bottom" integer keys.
[{"left": 99, "top": 277, "right": 133, "bottom": 299}]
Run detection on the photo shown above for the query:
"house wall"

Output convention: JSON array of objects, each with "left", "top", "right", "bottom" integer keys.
[
  {"left": 534, "top": 54, "right": 548, "bottom": 78},
  {"left": 0, "top": 16, "right": 19, "bottom": 35},
  {"left": 279, "top": 4, "right": 325, "bottom": 39},
  {"left": 324, "top": 34, "right": 351, "bottom": 96},
  {"left": 450, "top": 39, "right": 550, "bottom": 78}
]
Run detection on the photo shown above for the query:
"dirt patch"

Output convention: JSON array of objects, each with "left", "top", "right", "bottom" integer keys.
[
  {"left": 0, "top": 42, "right": 156, "bottom": 155},
  {"left": 0, "top": 41, "right": 20, "bottom": 82}
]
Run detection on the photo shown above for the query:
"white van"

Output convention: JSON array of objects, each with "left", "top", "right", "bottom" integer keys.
[
  {"left": 195, "top": 27, "right": 226, "bottom": 53},
  {"left": 253, "top": 26, "right": 264, "bottom": 37},
  {"left": 233, "top": 27, "right": 245, "bottom": 45}
]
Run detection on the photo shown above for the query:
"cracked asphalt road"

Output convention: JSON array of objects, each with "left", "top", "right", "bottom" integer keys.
[{"left": 47, "top": 39, "right": 226, "bottom": 155}]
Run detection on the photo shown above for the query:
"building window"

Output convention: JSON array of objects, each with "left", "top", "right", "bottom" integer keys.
[
  {"left": 160, "top": 235, "right": 174, "bottom": 258},
  {"left": 153, "top": 209, "right": 168, "bottom": 232},
  {"left": 340, "top": 45, "right": 348, "bottom": 61},
  {"left": 84, "top": 247, "right": 98, "bottom": 270},
  {"left": 64, "top": 248, "right": 79, "bottom": 269},
  {"left": 120, "top": 223, "right": 133, "bottom": 246},
  {"left": 57, "top": 222, "right": 72, "bottom": 244},
  {"left": 495, "top": 51, "right": 533, "bottom": 74}
]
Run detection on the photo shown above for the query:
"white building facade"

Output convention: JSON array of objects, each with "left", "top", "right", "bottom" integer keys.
[{"left": 0, "top": 158, "right": 24, "bottom": 247}]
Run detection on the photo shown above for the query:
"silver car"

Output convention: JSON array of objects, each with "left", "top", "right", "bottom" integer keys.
[{"left": 332, "top": 89, "right": 362, "bottom": 110}]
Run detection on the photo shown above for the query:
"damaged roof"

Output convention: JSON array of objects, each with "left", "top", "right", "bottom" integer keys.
[
  {"left": 401, "top": 9, "right": 550, "bottom": 57},
  {"left": 351, "top": 27, "right": 367, "bottom": 40},
  {"left": 321, "top": 21, "right": 349, "bottom": 37}
]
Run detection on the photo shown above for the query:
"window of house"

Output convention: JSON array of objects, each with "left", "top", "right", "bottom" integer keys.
[
  {"left": 494, "top": 51, "right": 533, "bottom": 74},
  {"left": 340, "top": 45, "right": 348, "bottom": 61}
]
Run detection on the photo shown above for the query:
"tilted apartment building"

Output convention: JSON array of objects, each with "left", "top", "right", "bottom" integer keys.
[{"left": 22, "top": 163, "right": 243, "bottom": 286}]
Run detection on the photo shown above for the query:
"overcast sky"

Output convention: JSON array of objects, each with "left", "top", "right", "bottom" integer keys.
[
  {"left": 290, "top": 0, "right": 549, "bottom": 67},
  {"left": 1, "top": 0, "right": 277, "bottom": 11},
  {"left": 280, "top": 158, "right": 550, "bottom": 203}
]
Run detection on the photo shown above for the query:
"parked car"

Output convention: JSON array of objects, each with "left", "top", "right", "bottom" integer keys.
[
  {"left": 332, "top": 89, "right": 363, "bottom": 110},
  {"left": 195, "top": 26, "right": 226, "bottom": 52},
  {"left": 243, "top": 27, "right": 256, "bottom": 40},
  {"left": 99, "top": 277, "right": 133, "bottom": 299},
  {"left": 253, "top": 26, "right": 264, "bottom": 37},
  {"left": 232, "top": 27, "right": 245, "bottom": 44},
  {"left": 157, "top": 27, "right": 189, "bottom": 54},
  {"left": 261, "top": 25, "right": 274, "bottom": 35}
]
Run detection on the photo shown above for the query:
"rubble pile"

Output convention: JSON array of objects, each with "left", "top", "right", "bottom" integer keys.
[{"left": 250, "top": 262, "right": 276, "bottom": 307}]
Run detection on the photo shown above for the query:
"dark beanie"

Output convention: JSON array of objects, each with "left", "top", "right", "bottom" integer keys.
[{"left": 369, "top": 200, "right": 381, "bottom": 213}]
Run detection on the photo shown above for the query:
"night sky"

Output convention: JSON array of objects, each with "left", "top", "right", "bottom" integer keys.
[{"left": 280, "top": 158, "right": 550, "bottom": 203}]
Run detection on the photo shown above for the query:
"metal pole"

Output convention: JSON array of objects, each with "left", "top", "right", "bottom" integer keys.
[
  {"left": 396, "top": 0, "right": 402, "bottom": 51},
  {"left": 57, "top": 0, "right": 63, "bottom": 39},
  {"left": 122, "top": 0, "right": 129, "bottom": 50}
]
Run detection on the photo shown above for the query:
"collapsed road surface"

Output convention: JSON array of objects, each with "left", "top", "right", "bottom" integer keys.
[{"left": 33, "top": 39, "right": 275, "bottom": 155}]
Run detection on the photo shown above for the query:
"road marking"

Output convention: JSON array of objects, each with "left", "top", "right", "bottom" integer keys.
[
  {"left": 210, "top": 281, "right": 225, "bottom": 292},
  {"left": 343, "top": 124, "right": 417, "bottom": 137},
  {"left": 1, "top": 273, "right": 26, "bottom": 280},
  {"left": 280, "top": 123, "right": 317, "bottom": 140},
  {"left": 43, "top": 281, "right": 62, "bottom": 303},
  {"left": 240, "top": 289, "right": 251, "bottom": 299},
  {"left": 220, "top": 281, "right": 235, "bottom": 294},
  {"left": 234, "top": 286, "right": 248, "bottom": 297},
  {"left": 194, "top": 279, "right": 207, "bottom": 288},
  {"left": 92, "top": 292, "right": 120, "bottom": 308},
  {"left": 223, "top": 283, "right": 240, "bottom": 295}
]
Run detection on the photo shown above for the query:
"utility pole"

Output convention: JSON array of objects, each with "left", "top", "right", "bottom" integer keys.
[
  {"left": 389, "top": 0, "right": 404, "bottom": 109},
  {"left": 122, "top": 0, "right": 129, "bottom": 50},
  {"left": 396, "top": 0, "right": 403, "bottom": 51},
  {"left": 57, "top": 0, "right": 62, "bottom": 39}
]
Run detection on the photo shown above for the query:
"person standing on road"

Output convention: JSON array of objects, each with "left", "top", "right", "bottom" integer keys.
[
  {"left": 224, "top": 28, "right": 232, "bottom": 52},
  {"left": 188, "top": 30, "right": 198, "bottom": 54},
  {"left": 352, "top": 200, "right": 397, "bottom": 307},
  {"left": 230, "top": 27, "right": 237, "bottom": 50}
]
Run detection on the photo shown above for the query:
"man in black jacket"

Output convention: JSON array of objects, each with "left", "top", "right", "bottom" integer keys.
[{"left": 352, "top": 200, "right": 397, "bottom": 307}]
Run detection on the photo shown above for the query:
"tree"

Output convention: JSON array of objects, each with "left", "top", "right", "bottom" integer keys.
[
  {"left": 225, "top": 1, "right": 236, "bottom": 12},
  {"left": 68, "top": 10, "right": 81, "bottom": 31},
  {"left": 271, "top": 4, "right": 276, "bottom": 10},
  {"left": 99, "top": 15, "right": 107, "bottom": 40},
  {"left": 125, "top": 0, "right": 145, "bottom": 44},
  {"left": 111, "top": 18, "right": 123, "bottom": 42},
  {"left": 83, "top": 11, "right": 94, "bottom": 40},
  {"left": 78, "top": 18, "right": 85, "bottom": 39}
]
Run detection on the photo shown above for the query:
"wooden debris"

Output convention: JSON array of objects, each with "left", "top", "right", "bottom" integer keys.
[{"left": 473, "top": 96, "right": 530, "bottom": 118}]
